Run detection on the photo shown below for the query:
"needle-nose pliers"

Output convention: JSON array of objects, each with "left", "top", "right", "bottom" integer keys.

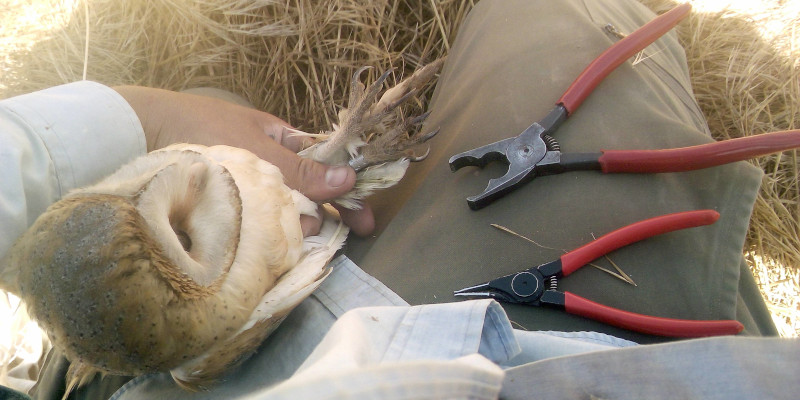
[{"left": 453, "top": 210, "right": 744, "bottom": 337}]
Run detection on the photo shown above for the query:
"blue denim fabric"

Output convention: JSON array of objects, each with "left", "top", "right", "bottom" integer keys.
[
  {"left": 110, "top": 256, "right": 640, "bottom": 400},
  {"left": 103, "top": 256, "right": 800, "bottom": 400}
]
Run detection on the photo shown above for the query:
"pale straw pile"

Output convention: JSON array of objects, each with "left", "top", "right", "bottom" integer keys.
[{"left": 1, "top": 0, "right": 473, "bottom": 132}]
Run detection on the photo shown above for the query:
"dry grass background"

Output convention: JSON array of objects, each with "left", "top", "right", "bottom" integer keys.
[{"left": 0, "top": 0, "right": 797, "bottom": 340}]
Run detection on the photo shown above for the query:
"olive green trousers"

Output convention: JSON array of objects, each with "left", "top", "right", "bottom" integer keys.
[{"left": 345, "top": 0, "right": 777, "bottom": 344}]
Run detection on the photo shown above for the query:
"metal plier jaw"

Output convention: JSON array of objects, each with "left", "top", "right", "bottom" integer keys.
[
  {"left": 449, "top": 107, "right": 567, "bottom": 210},
  {"left": 453, "top": 260, "right": 562, "bottom": 304}
]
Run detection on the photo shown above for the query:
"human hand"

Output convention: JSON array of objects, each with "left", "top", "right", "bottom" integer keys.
[{"left": 113, "top": 86, "right": 375, "bottom": 236}]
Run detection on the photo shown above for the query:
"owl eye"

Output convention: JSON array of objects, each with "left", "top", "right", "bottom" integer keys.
[
  {"left": 168, "top": 201, "right": 194, "bottom": 253},
  {"left": 173, "top": 226, "right": 192, "bottom": 252},
  {"left": 169, "top": 161, "right": 203, "bottom": 255}
]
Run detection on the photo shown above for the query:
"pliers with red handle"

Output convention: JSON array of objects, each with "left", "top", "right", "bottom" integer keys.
[
  {"left": 453, "top": 210, "right": 745, "bottom": 337},
  {"left": 448, "top": 2, "right": 800, "bottom": 210}
]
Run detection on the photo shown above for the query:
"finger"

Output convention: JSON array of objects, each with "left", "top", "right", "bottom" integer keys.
[
  {"left": 283, "top": 158, "right": 357, "bottom": 203},
  {"left": 277, "top": 126, "right": 313, "bottom": 153},
  {"left": 299, "top": 214, "right": 323, "bottom": 237},
  {"left": 261, "top": 121, "right": 307, "bottom": 153},
  {"left": 335, "top": 202, "right": 375, "bottom": 237}
]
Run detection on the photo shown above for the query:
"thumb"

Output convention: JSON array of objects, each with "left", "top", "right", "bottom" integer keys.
[
  {"left": 245, "top": 135, "right": 356, "bottom": 202},
  {"left": 283, "top": 157, "right": 357, "bottom": 202}
]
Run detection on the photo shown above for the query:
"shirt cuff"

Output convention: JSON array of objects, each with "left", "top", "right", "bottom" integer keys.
[{"left": 1, "top": 81, "right": 146, "bottom": 194}]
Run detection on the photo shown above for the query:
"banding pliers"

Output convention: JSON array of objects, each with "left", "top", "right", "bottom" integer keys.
[
  {"left": 453, "top": 210, "right": 745, "bottom": 337},
  {"left": 448, "top": 3, "right": 800, "bottom": 210}
]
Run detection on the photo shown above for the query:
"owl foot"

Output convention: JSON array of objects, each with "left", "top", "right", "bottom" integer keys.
[
  {"left": 296, "top": 57, "right": 446, "bottom": 209},
  {"left": 299, "top": 58, "right": 446, "bottom": 169}
]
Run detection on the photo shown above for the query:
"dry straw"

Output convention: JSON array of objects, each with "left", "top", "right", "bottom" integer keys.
[
  {"left": 0, "top": 0, "right": 797, "bottom": 335},
  {"left": 2, "top": 0, "right": 475, "bottom": 133}
]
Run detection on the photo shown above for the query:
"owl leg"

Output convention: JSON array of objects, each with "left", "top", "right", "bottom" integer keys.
[
  {"left": 345, "top": 58, "right": 446, "bottom": 170},
  {"left": 350, "top": 111, "right": 441, "bottom": 171},
  {"left": 299, "top": 58, "right": 445, "bottom": 168}
]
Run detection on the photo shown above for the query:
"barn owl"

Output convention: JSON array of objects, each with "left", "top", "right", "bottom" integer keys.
[{"left": 0, "top": 59, "right": 444, "bottom": 396}]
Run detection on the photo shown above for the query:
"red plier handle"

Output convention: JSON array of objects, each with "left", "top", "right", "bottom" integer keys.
[
  {"left": 549, "top": 129, "right": 800, "bottom": 175},
  {"left": 559, "top": 210, "right": 718, "bottom": 275},
  {"left": 558, "top": 2, "right": 692, "bottom": 115},
  {"left": 561, "top": 292, "right": 743, "bottom": 337},
  {"left": 597, "top": 130, "right": 800, "bottom": 173},
  {"left": 449, "top": 3, "right": 693, "bottom": 209},
  {"left": 553, "top": 210, "right": 742, "bottom": 337},
  {"left": 454, "top": 210, "right": 745, "bottom": 337}
]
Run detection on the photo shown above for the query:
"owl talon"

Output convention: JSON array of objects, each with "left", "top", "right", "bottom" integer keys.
[
  {"left": 417, "top": 126, "right": 441, "bottom": 144},
  {"left": 409, "top": 147, "right": 432, "bottom": 163},
  {"left": 361, "top": 68, "right": 394, "bottom": 113}
]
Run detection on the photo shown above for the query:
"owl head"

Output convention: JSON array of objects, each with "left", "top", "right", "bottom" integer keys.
[{"left": 1, "top": 144, "right": 346, "bottom": 390}]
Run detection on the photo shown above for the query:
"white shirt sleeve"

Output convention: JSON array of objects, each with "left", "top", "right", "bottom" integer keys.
[{"left": 0, "top": 81, "right": 146, "bottom": 257}]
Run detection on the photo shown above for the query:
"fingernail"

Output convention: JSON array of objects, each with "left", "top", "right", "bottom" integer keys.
[{"left": 325, "top": 166, "right": 349, "bottom": 188}]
